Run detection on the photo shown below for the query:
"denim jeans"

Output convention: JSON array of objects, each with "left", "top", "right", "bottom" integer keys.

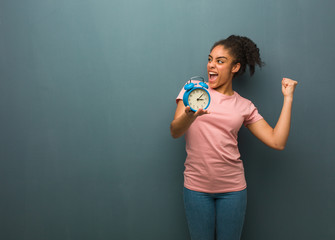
[{"left": 183, "top": 187, "right": 247, "bottom": 240}]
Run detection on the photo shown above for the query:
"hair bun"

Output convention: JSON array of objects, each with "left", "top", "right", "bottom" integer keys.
[{"left": 211, "top": 35, "right": 264, "bottom": 77}]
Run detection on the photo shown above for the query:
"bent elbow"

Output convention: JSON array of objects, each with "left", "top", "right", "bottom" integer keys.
[
  {"left": 170, "top": 130, "right": 178, "bottom": 139},
  {"left": 276, "top": 145, "right": 285, "bottom": 151},
  {"left": 170, "top": 124, "right": 181, "bottom": 139},
  {"left": 171, "top": 132, "right": 182, "bottom": 139},
  {"left": 272, "top": 143, "right": 285, "bottom": 151},
  {"left": 171, "top": 134, "right": 180, "bottom": 139}
]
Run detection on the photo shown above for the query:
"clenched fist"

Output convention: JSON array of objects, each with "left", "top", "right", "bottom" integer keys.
[{"left": 282, "top": 78, "right": 298, "bottom": 98}]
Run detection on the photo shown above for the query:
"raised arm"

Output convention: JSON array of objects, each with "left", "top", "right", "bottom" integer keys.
[
  {"left": 246, "top": 78, "right": 298, "bottom": 150},
  {"left": 170, "top": 100, "right": 209, "bottom": 139}
]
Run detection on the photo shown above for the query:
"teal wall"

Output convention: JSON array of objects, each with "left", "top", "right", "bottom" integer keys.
[{"left": 1, "top": 0, "right": 334, "bottom": 239}]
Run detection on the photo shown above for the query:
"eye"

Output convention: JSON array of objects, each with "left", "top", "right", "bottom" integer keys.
[
  {"left": 208, "top": 58, "right": 212, "bottom": 62},
  {"left": 218, "top": 60, "right": 223, "bottom": 64}
]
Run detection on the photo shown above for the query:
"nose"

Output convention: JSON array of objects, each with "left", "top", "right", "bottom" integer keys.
[{"left": 208, "top": 60, "right": 215, "bottom": 69}]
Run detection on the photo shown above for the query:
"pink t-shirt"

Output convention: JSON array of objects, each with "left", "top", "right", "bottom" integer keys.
[{"left": 176, "top": 83, "right": 263, "bottom": 193}]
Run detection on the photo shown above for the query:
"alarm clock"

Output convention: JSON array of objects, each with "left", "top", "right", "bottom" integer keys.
[{"left": 183, "top": 76, "right": 211, "bottom": 112}]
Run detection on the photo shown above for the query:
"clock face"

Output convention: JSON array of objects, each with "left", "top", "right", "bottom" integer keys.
[{"left": 188, "top": 88, "right": 210, "bottom": 111}]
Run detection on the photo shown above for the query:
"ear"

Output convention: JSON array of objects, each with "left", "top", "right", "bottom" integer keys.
[{"left": 232, "top": 63, "right": 241, "bottom": 73}]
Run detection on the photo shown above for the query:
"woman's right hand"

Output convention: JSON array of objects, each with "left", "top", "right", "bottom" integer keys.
[{"left": 185, "top": 106, "right": 210, "bottom": 119}]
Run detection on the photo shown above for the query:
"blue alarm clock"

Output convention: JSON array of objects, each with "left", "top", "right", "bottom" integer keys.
[{"left": 183, "top": 76, "right": 211, "bottom": 112}]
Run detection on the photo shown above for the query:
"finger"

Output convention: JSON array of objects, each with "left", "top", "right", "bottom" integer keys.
[
  {"left": 194, "top": 108, "right": 202, "bottom": 116},
  {"left": 203, "top": 109, "right": 210, "bottom": 114},
  {"left": 282, "top": 78, "right": 298, "bottom": 84},
  {"left": 197, "top": 109, "right": 210, "bottom": 116},
  {"left": 287, "top": 81, "right": 298, "bottom": 88},
  {"left": 282, "top": 78, "right": 288, "bottom": 87},
  {"left": 185, "top": 106, "right": 193, "bottom": 114}
]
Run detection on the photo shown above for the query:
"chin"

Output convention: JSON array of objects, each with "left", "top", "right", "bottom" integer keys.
[{"left": 208, "top": 82, "right": 217, "bottom": 89}]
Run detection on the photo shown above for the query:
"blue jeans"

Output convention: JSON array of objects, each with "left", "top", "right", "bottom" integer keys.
[{"left": 183, "top": 187, "right": 247, "bottom": 240}]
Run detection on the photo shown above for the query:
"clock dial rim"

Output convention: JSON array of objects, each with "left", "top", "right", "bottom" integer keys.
[{"left": 188, "top": 88, "right": 210, "bottom": 111}]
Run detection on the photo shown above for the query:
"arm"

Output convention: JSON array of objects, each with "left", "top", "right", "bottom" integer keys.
[
  {"left": 170, "top": 100, "right": 209, "bottom": 139},
  {"left": 246, "top": 78, "right": 298, "bottom": 150}
]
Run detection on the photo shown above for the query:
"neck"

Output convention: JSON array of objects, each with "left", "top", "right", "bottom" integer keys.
[{"left": 214, "top": 81, "right": 234, "bottom": 96}]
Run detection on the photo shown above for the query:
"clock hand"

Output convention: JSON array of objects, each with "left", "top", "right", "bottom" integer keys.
[{"left": 197, "top": 94, "right": 204, "bottom": 101}]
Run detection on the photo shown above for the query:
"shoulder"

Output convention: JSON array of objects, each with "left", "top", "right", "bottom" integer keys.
[
  {"left": 233, "top": 92, "right": 261, "bottom": 117},
  {"left": 234, "top": 91, "right": 253, "bottom": 105}
]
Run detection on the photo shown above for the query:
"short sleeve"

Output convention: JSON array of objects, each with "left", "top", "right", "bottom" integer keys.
[
  {"left": 243, "top": 102, "right": 263, "bottom": 126},
  {"left": 176, "top": 86, "right": 185, "bottom": 104}
]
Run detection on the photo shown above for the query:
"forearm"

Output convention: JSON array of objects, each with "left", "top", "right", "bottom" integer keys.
[
  {"left": 273, "top": 96, "right": 294, "bottom": 149},
  {"left": 247, "top": 78, "right": 297, "bottom": 150},
  {"left": 170, "top": 112, "right": 196, "bottom": 138}
]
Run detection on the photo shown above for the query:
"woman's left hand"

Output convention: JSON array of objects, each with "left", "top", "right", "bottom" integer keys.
[
  {"left": 282, "top": 78, "right": 298, "bottom": 98},
  {"left": 247, "top": 77, "right": 298, "bottom": 150}
]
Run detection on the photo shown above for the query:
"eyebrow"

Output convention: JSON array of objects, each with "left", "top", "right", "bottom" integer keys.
[{"left": 208, "top": 55, "right": 228, "bottom": 60}]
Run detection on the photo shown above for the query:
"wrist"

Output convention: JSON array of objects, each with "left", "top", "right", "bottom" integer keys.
[{"left": 283, "top": 95, "right": 293, "bottom": 103}]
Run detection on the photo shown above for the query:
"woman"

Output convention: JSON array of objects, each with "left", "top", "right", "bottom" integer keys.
[{"left": 170, "top": 35, "right": 298, "bottom": 240}]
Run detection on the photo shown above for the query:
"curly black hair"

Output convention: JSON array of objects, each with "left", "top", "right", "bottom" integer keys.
[{"left": 211, "top": 35, "right": 264, "bottom": 77}]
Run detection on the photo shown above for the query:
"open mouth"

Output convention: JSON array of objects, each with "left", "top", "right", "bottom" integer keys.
[{"left": 208, "top": 72, "right": 218, "bottom": 82}]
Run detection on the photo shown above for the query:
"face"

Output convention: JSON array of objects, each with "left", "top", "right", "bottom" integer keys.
[{"left": 207, "top": 45, "right": 240, "bottom": 93}]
